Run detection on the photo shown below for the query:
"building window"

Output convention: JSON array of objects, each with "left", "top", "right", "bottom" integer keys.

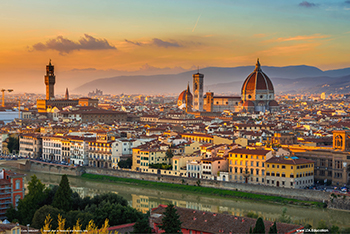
[
  {"left": 15, "top": 180, "right": 20, "bottom": 190},
  {"left": 15, "top": 195, "right": 21, "bottom": 208}
]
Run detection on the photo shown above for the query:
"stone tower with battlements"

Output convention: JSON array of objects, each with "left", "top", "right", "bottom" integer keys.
[{"left": 45, "top": 60, "right": 55, "bottom": 100}]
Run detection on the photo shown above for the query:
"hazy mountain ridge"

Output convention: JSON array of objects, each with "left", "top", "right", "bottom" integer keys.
[{"left": 73, "top": 65, "right": 350, "bottom": 95}]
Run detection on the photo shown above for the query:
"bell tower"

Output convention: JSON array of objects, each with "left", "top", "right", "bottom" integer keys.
[
  {"left": 45, "top": 59, "right": 56, "bottom": 100},
  {"left": 192, "top": 71, "right": 204, "bottom": 111},
  {"left": 333, "top": 130, "right": 350, "bottom": 151}
]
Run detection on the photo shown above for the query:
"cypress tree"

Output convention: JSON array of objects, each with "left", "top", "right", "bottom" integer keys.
[
  {"left": 253, "top": 217, "right": 265, "bottom": 234},
  {"left": 158, "top": 204, "right": 182, "bottom": 233},
  {"left": 52, "top": 174, "right": 72, "bottom": 212},
  {"left": 268, "top": 221, "right": 277, "bottom": 234}
]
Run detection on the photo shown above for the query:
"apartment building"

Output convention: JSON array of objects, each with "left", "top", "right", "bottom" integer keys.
[{"left": 266, "top": 156, "right": 314, "bottom": 188}]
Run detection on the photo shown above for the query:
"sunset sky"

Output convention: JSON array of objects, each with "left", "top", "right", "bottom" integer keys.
[{"left": 1, "top": 0, "right": 350, "bottom": 93}]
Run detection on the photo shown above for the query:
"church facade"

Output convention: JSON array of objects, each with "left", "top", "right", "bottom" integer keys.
[{"left": 177, "top": 59, "right": 279, "bottom": 113}]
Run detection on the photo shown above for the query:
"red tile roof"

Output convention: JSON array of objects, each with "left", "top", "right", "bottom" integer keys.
[
  {"left": 266, "top": 157, "right": 314, "bottom": 165},
  {"left": 151, "top": 205, "right": 302, "bottom": 234}
]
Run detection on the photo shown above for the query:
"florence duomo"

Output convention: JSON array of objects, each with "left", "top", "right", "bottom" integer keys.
[{"left": 178, "top": 59, "right": 279, "bottom": 113}]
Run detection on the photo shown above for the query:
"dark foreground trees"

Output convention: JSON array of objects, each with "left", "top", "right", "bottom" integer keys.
[
  {"left": 6, "top": 174, "right": 143, "bottom": 230},
  {"left": 52, "top": 174, "right": 72, "bottom": 212}
]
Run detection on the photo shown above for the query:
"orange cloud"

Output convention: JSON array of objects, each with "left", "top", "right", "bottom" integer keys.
[{"left": 270, "top": 34, "right": 330, "bottom": 42}]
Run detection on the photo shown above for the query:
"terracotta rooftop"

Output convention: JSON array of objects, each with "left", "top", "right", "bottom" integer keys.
[
  {"left": 266, "top": 157, "right": 314, "bottom": 165},
  {"left": 228, "top": 148, "right": 271, "bottom": 155},
  {"left": 151, "top": 205, "right": 302, "bottom": 234}
]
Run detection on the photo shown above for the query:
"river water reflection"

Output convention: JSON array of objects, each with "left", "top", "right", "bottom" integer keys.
[{"left": 15, "top": 169, "right": 350, "bottom": 228}]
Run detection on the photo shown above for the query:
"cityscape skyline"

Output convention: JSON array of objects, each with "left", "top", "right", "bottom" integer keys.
[{"left": 1, "top": 0, "right": 350, "bottom": 93}]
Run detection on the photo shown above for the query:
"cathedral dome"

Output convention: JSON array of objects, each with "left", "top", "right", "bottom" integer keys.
[
  {"left": 178, "top": 90, "right": 192, "bottom": 102},
  {"left": 241, "top": 59, "right": 274, "bottom": 95},
  {"left": 177, "top": 84, "right": 193, "bottom": 110}
]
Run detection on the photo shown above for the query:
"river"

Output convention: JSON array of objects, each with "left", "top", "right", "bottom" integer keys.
[{"left": 8, "top": 168, "right": 350, "bottom": 229}]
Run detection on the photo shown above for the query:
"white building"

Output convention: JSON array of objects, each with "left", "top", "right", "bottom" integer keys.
[
  {"left": 69, "top": 136, "right": 89, "bottom": 166},
  {"left": 111, "top": 139, "right": 144, "bottom": 169},
  {"left": 42, "top": 136, "right": 63, "bottom": 161}
]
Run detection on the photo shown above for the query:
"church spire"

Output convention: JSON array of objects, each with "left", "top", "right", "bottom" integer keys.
[
  {"left": 65, "top": 87, "right": 69, "bottom": 100},
  {"left": 187, "top": 82, "right": 190, "bottom": 92}
]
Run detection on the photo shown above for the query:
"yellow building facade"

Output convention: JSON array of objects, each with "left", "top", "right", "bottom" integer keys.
[
  {"left": 265, "top": 157, "right": 314, "bottom": 189},
  {"left": 228, "top": 149, "right": 271, "bottom": 184}
]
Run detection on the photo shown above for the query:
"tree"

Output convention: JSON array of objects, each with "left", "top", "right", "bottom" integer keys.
[
  {"left": 32, "top": 205, "right": 63, "bottom": 229},
  {"left": 52, "top": 175, "right": 73, "bottom": 212},
  {"left": 41, "top": 214, "right": 110, "bottom": 234},
  {"left": 132, "top": 212, "right": 152, "bottom": 234},
  {"left": 118, "top": 158, "right": 132, "bottom": 169},
  {"left": 7, "top": 136, "right": 19, "bottom": 154},
  {"left": 12, "top": 175, "right": 47, "bottom": 224},
  {"left": 252, "top": 217, "right": 265, "bottom": 234},
  {"left": 158, "top": 204, "right": 182, "bottom": 234},
  {"left": 268, "top": 221, "right": 277, "bottom": 234},
  {"left": 278, "top": 207, "right": 291, "bottom": 224},
  {"left": 165, "top": 148, "right": 174, "bottom": 159}
]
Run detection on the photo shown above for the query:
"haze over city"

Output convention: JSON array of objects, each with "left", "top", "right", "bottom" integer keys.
[{"left": 1, "top": 0, "right": 350, "bottom": 94}]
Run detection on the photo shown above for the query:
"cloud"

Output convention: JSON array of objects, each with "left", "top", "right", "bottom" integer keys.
[
  {"left": 299, "top": 1, "right": 317, "bottom": 7},
  {"left": 278, "top": 34, "right": 329, "bottom": 42},
  {"left": 124, "top": 38, "right": 182, "bottom": 48},
  {"left": 266, "top": 34, "right": 330, "bottom": 43},
  {"left": 151, "top": 38, "right": 181, "bottom": 48},
  {"left": 124, "top": 39, "right": 143, "bottom": 46},
  {"left": 31, "top": 34, "right": 116, "bottom": 54}
]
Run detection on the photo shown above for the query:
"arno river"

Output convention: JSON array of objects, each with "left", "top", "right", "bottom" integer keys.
[{"left": 9, "top": 168, "right": 350, "bottom": 229}]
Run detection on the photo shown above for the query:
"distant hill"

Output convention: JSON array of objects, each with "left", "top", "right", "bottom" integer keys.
[{"left": 73, "top": 65, "right": 350, "bottom": 95}]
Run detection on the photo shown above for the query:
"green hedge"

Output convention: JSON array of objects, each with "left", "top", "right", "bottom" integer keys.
[{"left": 81, "top": 173, "right": 326, "bottom": 208}]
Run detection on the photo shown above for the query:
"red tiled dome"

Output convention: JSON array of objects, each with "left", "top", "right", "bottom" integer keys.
[
  {"left": 178, "top": 90, "right": 192, "bottom": 102},
  {"left": 241, "top": 59, "right": 274, "bottom": 94}
]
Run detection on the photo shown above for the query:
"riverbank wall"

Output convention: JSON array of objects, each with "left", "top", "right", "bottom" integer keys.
[
  {"left": 8, "top": 160, "right": 337, "bottom": 208},
  {"left": 83, "top": 167, "right": 330, "bottom": 203}
]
